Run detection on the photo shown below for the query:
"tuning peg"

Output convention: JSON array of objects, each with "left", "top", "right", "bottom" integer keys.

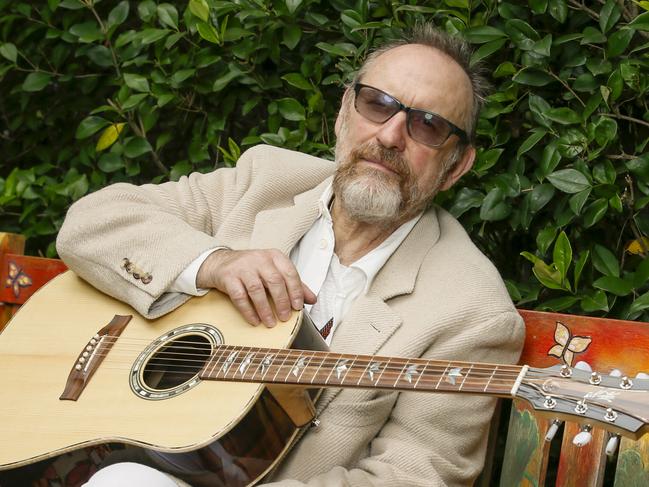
[
  {"left": 605, "top": 434, "right": 620, "bottom": 457},
  {"left": 573, "top": 425, "right": 593, "bottom": 447},
  {"left": 545, "top": 419, "right": 562, "bottom": 442}
]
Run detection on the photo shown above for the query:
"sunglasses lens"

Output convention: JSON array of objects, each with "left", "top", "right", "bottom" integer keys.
[
  {"left": 409, "top": 110, "right": 450, "bottom": 146},
  {"left": 355, "top": 86, "right": 399, "bottom": 123}
]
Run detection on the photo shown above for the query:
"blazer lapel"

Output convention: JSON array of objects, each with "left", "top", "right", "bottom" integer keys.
[
  {"left": 316, "top": 208, "right": 441, "bottom": 412},
  {"left": 250, "top": 179, "right": 331, "bottom": 253}
]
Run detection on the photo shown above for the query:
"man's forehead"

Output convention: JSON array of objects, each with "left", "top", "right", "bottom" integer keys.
[{"left": 359, "top": 44, "right": 472, "bottom": 126}]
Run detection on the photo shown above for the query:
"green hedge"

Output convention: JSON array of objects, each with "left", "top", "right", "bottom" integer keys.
[{"left": 1, "top": 0, "right": 648, "bottom": 320}]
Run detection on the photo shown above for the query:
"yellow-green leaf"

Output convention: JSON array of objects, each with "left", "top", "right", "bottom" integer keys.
[
  {"left": 626, "top": 237, "right": 649, "bottom": 255},
  {"left": 96, "top": 123, "right": 125, "bottom": 152}
]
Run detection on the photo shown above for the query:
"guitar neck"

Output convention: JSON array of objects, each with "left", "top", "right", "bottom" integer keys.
[{"left": 199, "top": 345, "right": 523, "bottom": 396}]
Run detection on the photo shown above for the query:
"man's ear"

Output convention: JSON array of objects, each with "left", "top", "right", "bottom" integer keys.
[
  {"left": 334, "top": 87, "right": 354, "bottom": 137},
  {"left": 439, "top": 145, "right": 476, "bottom": 191}
]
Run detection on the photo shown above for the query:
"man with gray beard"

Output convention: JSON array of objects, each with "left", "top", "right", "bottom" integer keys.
[{"left": 58, "top": 24, "right": 524, "bottom": 487}]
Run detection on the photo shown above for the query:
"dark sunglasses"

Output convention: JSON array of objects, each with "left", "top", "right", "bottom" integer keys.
[{"left": 353, "top": 83, "right": 469, "bottom": 147}]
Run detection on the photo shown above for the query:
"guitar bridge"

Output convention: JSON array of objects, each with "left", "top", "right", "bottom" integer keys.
[{"left": 59, "top": 314, "right": 132, "bottom": 401}]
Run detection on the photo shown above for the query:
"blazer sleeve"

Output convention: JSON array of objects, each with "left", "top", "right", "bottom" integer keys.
[
  {"left": 261, "top": 310, "right": 524, "bottom": 487},
  {"left": 56, "top": 146, "right": 261, "bottom": 318}
]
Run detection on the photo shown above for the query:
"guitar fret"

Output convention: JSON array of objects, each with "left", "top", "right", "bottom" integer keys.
[
  {"left": 484, "top": 365, "right": 498, "bottom": 392},
  {"left": 284, "top": 351, "right": 306, "bottom": 382},
  {"left": 205, "top": 345, "right": 233, "bottom": 378},
  {"left": 356, "top": 358, "right": 373, "bottom": 386},
  {"left": 309, "top": 354, "right": 328, "bottom": 384},
  {"left": 435, "top": 363, "right": 451, "bottom": 389},
  {"left": 393, "top": 361, "right": 409, "bottom": 387},
  {"left": 374, "top": 358, "right": 390, "bottom": 387},
  {"left": 458, "top": 364, "right": 473, "bottom": 391},
  {"left": 270, "top": 352, "right": 292, "bottom": 382},
  {"left": 339, "top": 355, "right": 358, "bottom": 384},
  {"left": 259, "top": 352, "right": 278, "bottom": 381},
  {"left": 296, "top": 352, "right": 317, "bottom": 383},
  {"left": 413, "top": 361, "right": 428, "bottom": 389}
]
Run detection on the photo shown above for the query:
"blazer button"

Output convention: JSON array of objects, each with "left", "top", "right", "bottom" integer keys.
[
  {"left": 141, "top": 274, "right": 152, "bottom": 284},
  {"left": 132, "top": 272, "right": 141, "bottom": 280}
]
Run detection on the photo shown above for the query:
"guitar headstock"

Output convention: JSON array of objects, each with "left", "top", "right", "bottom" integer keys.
[{"left": 516, "top": 364, "right": 649, "bottom": 440}]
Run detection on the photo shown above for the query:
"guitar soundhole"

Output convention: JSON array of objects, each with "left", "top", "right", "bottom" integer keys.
[{"left": 142, "top": 334, "right": 212, "bottom": 391}]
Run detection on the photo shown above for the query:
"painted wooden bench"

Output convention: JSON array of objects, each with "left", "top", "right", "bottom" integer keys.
[{"left": 1, "top": 231, "right": 648, "bottom": 486}]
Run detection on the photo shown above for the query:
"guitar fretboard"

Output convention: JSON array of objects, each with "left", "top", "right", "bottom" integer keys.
[{"left": 199, "top": 345, "right": 523, "bottom": 396}]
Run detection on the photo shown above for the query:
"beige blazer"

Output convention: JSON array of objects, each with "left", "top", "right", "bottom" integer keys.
[{"left": 57, "top": 144, "right": 524, "bottom": 487}]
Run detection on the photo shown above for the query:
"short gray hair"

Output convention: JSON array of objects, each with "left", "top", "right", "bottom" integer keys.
[{"left": 353, "top": 24, "right": 490, "bottom": 143}]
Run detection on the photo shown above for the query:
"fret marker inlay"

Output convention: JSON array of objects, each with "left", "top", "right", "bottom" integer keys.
[
  {"left": 446, "top": 367, "right": 463, "bottom": 385},
  {"left": 367, "top": 362, "right": 381, "bottom": 381},
  {"left": 238, "top": 353, "right": 254, "bottom": 375},
  {"left": 335, "top": 359, "right": 349, "bottom": 380},
  {"left": 404, "top": 364, "right": 419, "bottom": 384},
  {"left": 292, "top": 357, "right": 308, "bottom": 377},
  {"left": 261, "top": 355, "right": 274, "bottom": 375},
  {"left": 221, "top": 351, "right": 238, "bottom": 374}
]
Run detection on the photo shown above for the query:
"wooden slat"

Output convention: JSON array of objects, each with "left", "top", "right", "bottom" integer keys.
[
  {"left": 555, "top": 423, "right": 607, "bottom": 487},
  {"left": 500, "top": 400, "right": 551, "bottom": 487},
  {"left": 614, "top": 436, "right": 649, "bottom": 486}
]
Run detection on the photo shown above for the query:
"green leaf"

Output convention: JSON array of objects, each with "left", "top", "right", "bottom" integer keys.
[
  {"left": 463, "top": 26, "right": 507, "bottom": 44},
  {"left": 0, "top": 43, "right": 17, "bottom": 63},
  {"left": 593, "top": 276, "right": 633, "bottom": 296},
  {"left": 569, "top": 188, "right": 591, "bottom": 215},
  {"left": 553, "top": 231, "right": 572, "bottom": 280},
  {"left": 189, "top": 0, "right": 210, "bottom": 22},
  {"left": 505, "top": 19, "right": 540, "bottom": 50},
  {"left": 21, "top": 72, "right": 51, "bottom": 92},
  {"left": 69, "top": 22, "right": 103, "bottom": 43},
  {"left": 286, "top": 0, "right": 303, "bottom": 14},
  {"left": 546, "top": 169, "right": 591, "bottom": 193},
  {"left": 124, "top": 137, "right": 153, "bottom": 158},
  {"left": 600, "top": 0, "right": 621, "bottom": 33},
  {"left": 470, "top": 39, "right": 506, "bottom": 65},
  {"left": 157, "top": 4, "right": 179, "bottom": 30},
  {"left": 212, "top": 69, "right": 239, "bottom": 92},
  {"left": 108, "top": 1, "right": 129, "bottom": 28},
  {"left": 449, "top": 188, "right": 483, "bottom": 218},
  {"left": 607, "top": 28, "right": 635, "bottom": 57},
  {"left": 316, "top": 42, "right": 356, "bottom": 57},
  {"left": 533, "top": 260, "right": 567, "bottom": 290},
  {"left": 529, "top": 184, "right": 555, "bottom": 212},
  {"left": 277, "top": 98, "right": 305, "bottom": 121},
  {"left": 283, "top": 25, "right": 302, "bottom": 50},
  {"left": 582, "top": 198, "right": 608, "bottom": 227},
  {"left": 517, "top": 129, "right": 547, "bottom": 158},
  {"left": 86, "top": 45, "right": 113, "bottom": 67},
  {"left": 123, "top": 73, "right": 150, "bottom": 92},
  {"left": 98, "top": 152, "right": 124, "bottom": 172},
  {"left": 197, "top": 21, "right": 219, "bottom": 44},
  {"left": 548, "top": 0, "right": 567, "bottom": 23},
  {"left": 140, "top": 28, "right": 170, "bottom": 45},
  {"left": 537, "top": 226, "right": 558, "bottom": 255},
  {"left": 629, "top": 290, "right": 649, "bottom": 317},
  {"left": 582, "top": 27, "right": 606, "bottom": 44},
  {"left": 545, "top": 107, "right": 581, "bottom": 125},
  {"left": 633, "top": 257, "right": 649, "bottom": 289},
  {"left": 137, "top": 0, "right": 156, "bottom": 22},
  {"left": 122, "top": 93, "right": 148, "bottom": 110},
  {"left": 171, "top": 69, "right": 196, "bottom": 84},
  {"left": 581, "top": 290, "right": 609, "bottom": 312},
  {"left": 75, "top": 116, "right": 110, "bottom": 139},
  {"left": 574, "top": 249, "right": 589, "bottom": 290},
  {"left": 592, "top": 244, "right": 620, "bottom": 277},
  {"left": 513, "top": 68, "right": 553, "bottom": 86},
  {"left": 282, "top": 73, "right": 311, "bottom": 90},
  {"left": 629, "top": 12, "right": 649, "bottom": 31},
  {"left": 480, "top": 188, "right": 511, "bottom": 221}
]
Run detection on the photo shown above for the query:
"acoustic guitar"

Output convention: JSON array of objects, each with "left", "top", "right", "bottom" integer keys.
[{"left": 0, "top": 271, "right": 648, "bottom": 486}]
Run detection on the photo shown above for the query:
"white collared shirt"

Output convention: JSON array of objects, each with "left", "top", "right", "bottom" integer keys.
[{"left": 171, "top": 183, "right": 421, "bottom": 345}]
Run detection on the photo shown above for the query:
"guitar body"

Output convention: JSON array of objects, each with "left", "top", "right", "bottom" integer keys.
[{"left": 0, "top": 271, "right": 306, "bottom": 486}]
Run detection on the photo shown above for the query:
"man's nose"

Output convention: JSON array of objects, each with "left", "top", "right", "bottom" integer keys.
[{"left": 375, "top": 111, "right": 407, "bottom": 151}]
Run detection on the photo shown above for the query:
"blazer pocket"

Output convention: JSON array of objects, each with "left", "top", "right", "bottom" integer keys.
[{"left": 323, "top": 391, "right": 398, "bottom": 428}]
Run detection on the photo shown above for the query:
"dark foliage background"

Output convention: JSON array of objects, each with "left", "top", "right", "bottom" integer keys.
[{"left": 1, "top": 0, "right": 648, "bottom": 320}]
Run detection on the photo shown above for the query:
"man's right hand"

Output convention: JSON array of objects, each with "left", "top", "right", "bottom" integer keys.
[{"left": 196, "top": 249, "right": 316, "bottom": 327}]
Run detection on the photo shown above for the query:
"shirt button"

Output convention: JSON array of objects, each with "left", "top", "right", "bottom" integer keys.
[{"left": 319, "top": 239, "right": 327, "bottom": 249}]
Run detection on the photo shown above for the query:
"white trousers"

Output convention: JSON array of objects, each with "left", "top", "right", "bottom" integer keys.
[{"left": 83, "top": 462, "right": 190, "bottom": 487}]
